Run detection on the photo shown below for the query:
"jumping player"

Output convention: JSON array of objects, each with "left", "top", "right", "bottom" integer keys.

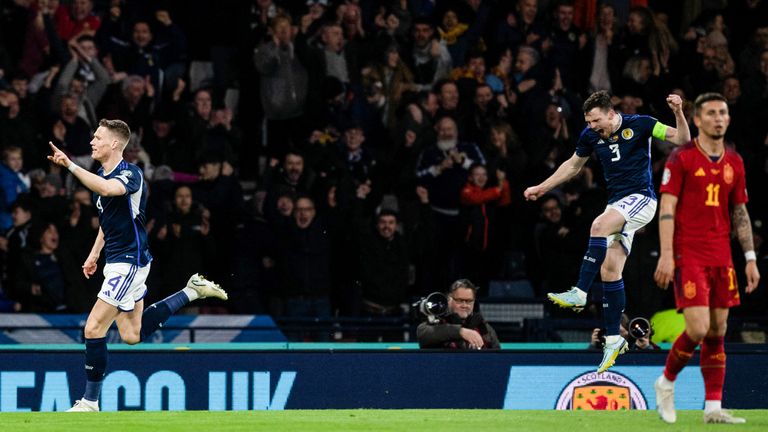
[
  {"left": 48, "top": 119, "right": 228, "bottom": 412},
  {"left": 524, "top": 91, "right": 690, "bottom": 373},
  {"left": 653, "top": 93, "right": 760, "bottom": 424}
]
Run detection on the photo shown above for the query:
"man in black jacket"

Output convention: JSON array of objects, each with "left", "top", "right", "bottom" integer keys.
[{"left": 417, "top": 279, "right": 499, "bottom": 350}]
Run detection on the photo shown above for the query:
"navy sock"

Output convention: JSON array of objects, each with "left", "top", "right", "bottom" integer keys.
[
  {"left": 139, "top": 291, "right": 190, "bottom": 342},
  {"left": 84, "top": 337, "right": 107, "bottom": 402},
  {"left": 160, "top": 290, "right": 191, "bottom": 315},
  {"left": 602, "top": 279, "right": 625, "bottom": 336},
  {"left": 589, "top": 279, "right": 604, "bottom": 304},
  {"left": 140, "top": 302, "right": 172, "bottom": 342},
  {"left": 575, "top": 237, "right": 607, "bottom": 292}
]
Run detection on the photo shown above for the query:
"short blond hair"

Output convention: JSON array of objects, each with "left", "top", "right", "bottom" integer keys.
[{"left": 99, "top": 118, "right": 131, "bottom": 148}]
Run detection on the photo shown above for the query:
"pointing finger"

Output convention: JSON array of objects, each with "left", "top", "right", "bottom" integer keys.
[{"left": 49, "top": 141, "right": 61, "bottom": 153}]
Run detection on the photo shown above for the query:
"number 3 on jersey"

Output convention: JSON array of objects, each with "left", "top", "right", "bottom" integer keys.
[
  {"left": 609, "top": 144, "right": 621, "bottom": 161},
  {"left": 705, "top": 183, "right": 720, "bottom": 207}
]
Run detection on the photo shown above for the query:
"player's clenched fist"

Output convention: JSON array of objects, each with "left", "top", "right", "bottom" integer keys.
[
  {"left": 666, "top": 94, "right": 683, "bottom": 113},
  {"left": 47, "top": 141, "right": 72, "bottom": 168},
  {"left": 524, "top": 185, "right": 546, "bottom": 201}
]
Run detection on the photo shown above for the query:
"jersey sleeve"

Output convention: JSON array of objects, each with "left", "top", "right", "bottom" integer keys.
[
  {"left": 638, "top": 115, "right": 667, "bottom": 140},
  {"left": 575, "top": 128, "right": 593, "bottom": 157},
  {"left": 114, "top": 165, "right": 142, "bottom": 194},
  {"left": 730, "top": 153, "right": 749, "bottom": 205},
  {"left": 659, "top": 149, "right": 685, "bottom": 197}
]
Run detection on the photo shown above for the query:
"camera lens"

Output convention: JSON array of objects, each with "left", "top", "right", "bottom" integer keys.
[{"left": 629, "top": 317, "right": 650, "bottom": 339}]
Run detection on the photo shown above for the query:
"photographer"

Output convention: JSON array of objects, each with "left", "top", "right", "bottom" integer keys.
[
  {"left": 590, "top": 314, "right": 659, "bottom": 351},
  {"left": 417, "top": 279, "right": 499, "bottom": 350}
]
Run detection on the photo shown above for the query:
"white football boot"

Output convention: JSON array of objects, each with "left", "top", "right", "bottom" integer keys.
[{"left": 186, "top": 273, "right": 228, "bottom": 300}]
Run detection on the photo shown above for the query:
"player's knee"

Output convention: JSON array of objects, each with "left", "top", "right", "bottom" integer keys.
[
  {"left": 686, "top": 323, "right": 708, "bottom": 342},
  {"left": 84, "top": 322, "right": 106, "bottom": 339},
  {"left": 601, "top": 267, "right": 621, "bottom": 282},
  {"left": 120, "top": 329, "right": 141, "bottom": 345},
  {"left": 708, "top": 321, "right": 727, "bottom": 337},
  {"left": 589, "top": 220, "right": 607, "bottom": 236}
]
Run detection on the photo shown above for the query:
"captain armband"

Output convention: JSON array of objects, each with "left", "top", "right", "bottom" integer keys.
[{"left": 652, "top": 122, "right": 668, "bottom": 140}]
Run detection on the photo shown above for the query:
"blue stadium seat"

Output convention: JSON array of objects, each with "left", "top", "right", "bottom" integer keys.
[{"left": 488, "top": 279, "right": 535, "bottom": 299}]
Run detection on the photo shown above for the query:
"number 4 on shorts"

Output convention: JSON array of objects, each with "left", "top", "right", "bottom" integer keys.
[{"left": 107, "top": 276, "right": 122, "bottom": 292}]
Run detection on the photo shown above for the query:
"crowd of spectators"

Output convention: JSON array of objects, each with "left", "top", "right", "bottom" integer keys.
[{"left": 0, "top": 1, "right": 766, "bottom": 327}]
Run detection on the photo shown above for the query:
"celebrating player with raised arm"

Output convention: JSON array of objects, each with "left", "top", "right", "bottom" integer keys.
[
  {"left": 48, "top": 119, "right": 228, "bottom": 412},
  {"left": 653, "top": 93, "right": 760, "bottom": 424},
  {"left": 524, "top": 91, "right": 690, "bottom": 373}
]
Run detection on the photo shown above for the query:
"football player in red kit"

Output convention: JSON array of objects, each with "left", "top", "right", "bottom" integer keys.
[{"left": 653, "top": 93, "right": 760, "bottom": 424}]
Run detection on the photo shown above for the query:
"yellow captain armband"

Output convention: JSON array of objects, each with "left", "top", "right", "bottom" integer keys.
[{"left": 652, "top": 122, "right": 668, "bottom": 140}]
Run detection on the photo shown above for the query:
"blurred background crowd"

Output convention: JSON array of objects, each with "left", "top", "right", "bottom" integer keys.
[{"left": 0, "top": 0, "right": 766, "bottom": 340}]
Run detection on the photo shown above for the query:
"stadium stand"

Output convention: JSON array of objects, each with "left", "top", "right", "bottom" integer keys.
[{"left": 0, "top": 0, "right": 766, "bottom": 344}]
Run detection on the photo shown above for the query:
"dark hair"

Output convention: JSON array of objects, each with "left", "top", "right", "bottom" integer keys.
[
  {"left": 174, "top": 184, "right": 193, "bottom": 195},
  {"left": 76, "top": 34, "right": 96, "bottom": 44},
  {"left": 416, "top": 90, "right": 435, "bottom": 106},
  {"left": 377, "top": 208, "right": 398, "bottom": 221},
  {"left": 464, "top": 48, "right": 484, "bottom": 64},
  {"left": 694, "top": 92, "right": 728, "bottom": 115},
  {"left": 540, "top": 193, "right": 561, "bottom": 207},
  {"left": 2, "top": 146, "right": 22, "bottom": 160},
  {"left": 475, "top": 83, "right": 493, "bottom": 94},
  {"left": 449, "top": 279, "right": 477, "bottom": 296},
  {"left": 468, "top": 162, "right": 487, "bottom": 174},
  {"left": 412, "top": 15, "right": 434, "bottom": 28},
  {"left": 98, "top": 119, "right": 131, "bottom": 146},
  {"left": 284, "top": 149, "right": 305, "bottom": 160},
  {"left": 582, "top": 90, "right": 613, "bottom": 113},
  {"left": 10, "top": 196, "right": 34, "bottom": 214},
  {"left": 433, "top": 78, "right": 457, "bottom": 95},
  {"left": 9, "top": 71, "right": 29, "bottom": 82}
]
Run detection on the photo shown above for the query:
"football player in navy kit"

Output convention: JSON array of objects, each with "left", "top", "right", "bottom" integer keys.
[
  {"left": 524, "top": 91, "right": 690, "bottom": 372},
  {"left": 49, "top": 119, "right": 228, "bottom": 412}
]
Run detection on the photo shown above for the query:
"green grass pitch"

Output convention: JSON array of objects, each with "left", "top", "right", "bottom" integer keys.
[{"left": 2, "top": 410, "right": 767, "bottom": 432}]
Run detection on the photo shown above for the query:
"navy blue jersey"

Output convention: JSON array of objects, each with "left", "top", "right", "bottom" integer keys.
[
  {"left": 93, "top": 160, "right": 152, "bottom": 266},
  {"left": 576, "top": 114, "right": 665, "bottom": 203}
]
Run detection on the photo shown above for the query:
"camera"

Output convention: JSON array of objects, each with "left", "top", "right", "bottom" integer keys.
[
  {"left": 412, "top": 292, "right": 449, "bottom": 323},
  {"left": 628, "top": 317, "right": 651, "bottom": 339}
]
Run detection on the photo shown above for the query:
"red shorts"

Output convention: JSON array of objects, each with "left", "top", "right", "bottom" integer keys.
[{"left": 674, "top": 265, "right": 740, "bottom": 311}]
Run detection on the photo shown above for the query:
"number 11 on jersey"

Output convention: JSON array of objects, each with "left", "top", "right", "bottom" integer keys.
[{"left": 705, "top": 183, "right": 720, "bottom": 207}]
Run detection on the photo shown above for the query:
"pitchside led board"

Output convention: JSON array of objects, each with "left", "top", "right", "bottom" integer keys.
[{"left": 0, "top": 350, "right": 765, "bottom": 411}]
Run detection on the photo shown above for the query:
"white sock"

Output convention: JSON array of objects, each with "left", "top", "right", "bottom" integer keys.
[
  {"left": 182, "top": 287, "right": 199, "bottom": 302},
  {"left": 605, "top": 334, "right": 623, "bottom": 345},
  {"left": 705, "top": 400, "right": 722, "bottom": 414},
  {"left": 657, "top": 375, "right": 675, "bottom": 389}
]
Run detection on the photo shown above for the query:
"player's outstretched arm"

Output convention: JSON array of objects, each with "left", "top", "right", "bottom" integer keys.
[
  {"left": 83, "top": 228, "right": 105, "bottom": 279},
  {"left": 732, "top": 203, "right": 761, "bottom": 293},
  {"left": 47, "top": 142, "right": 127, "bottom": 197},
  {"left": 523, "top": 153, "right": 588, "bottom": 201},
  {"left": 654, "top": 193, "right": 678, "bottom": 289},
  {"left": 661, "top": 94, "right": 691, "bottom": 146}
]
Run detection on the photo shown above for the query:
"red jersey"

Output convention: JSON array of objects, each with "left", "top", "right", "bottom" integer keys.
[{"left": 660, "top": 140, "right": 748, "bottom": 266}]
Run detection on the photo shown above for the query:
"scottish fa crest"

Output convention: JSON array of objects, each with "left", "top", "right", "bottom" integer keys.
[
  {"left": 555, "top": 371, "right": 647, "bottom": 410},
  {"left": 621, "top": 129, "right": 634, "bottom": 140}
]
